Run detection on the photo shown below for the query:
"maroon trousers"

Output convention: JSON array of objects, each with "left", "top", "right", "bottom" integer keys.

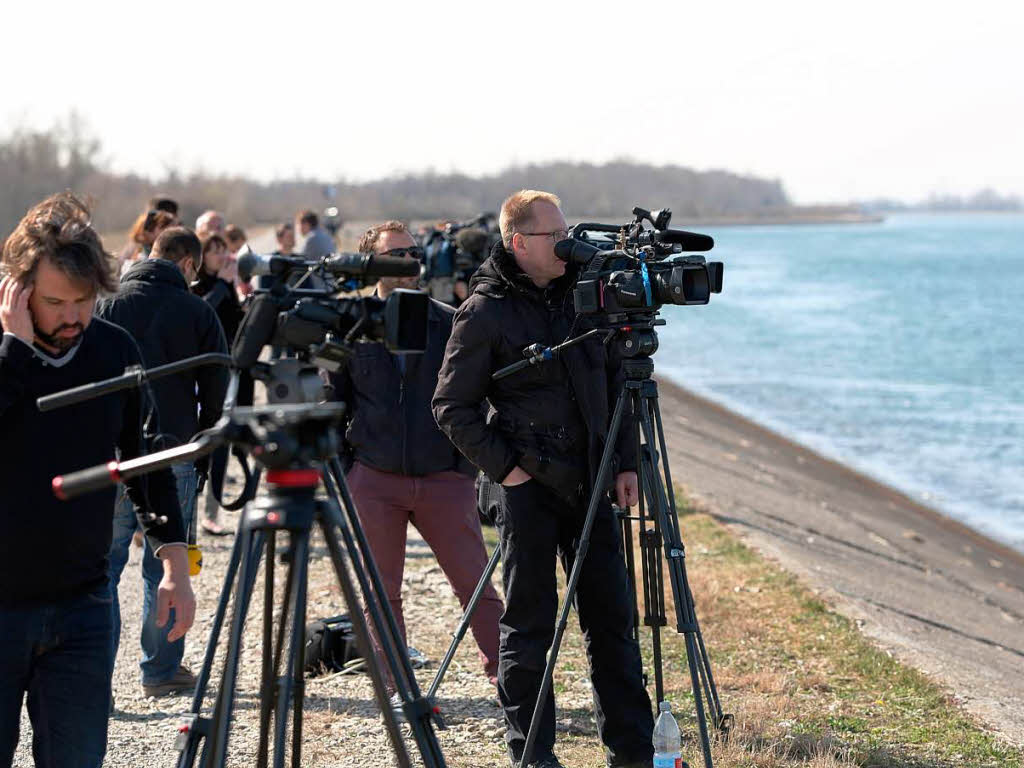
[{"left": 347, "top": 462, "right": 503, "bottom": 684}]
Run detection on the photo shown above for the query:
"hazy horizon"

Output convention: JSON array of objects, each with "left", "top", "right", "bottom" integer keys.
[{"left": 3, "top": 0, "right": 1022, "bottom": 205}]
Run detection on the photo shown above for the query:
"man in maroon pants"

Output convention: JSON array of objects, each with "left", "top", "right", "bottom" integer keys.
[{"left": 322, "top": 220, "right": 502, "bottom": 708}]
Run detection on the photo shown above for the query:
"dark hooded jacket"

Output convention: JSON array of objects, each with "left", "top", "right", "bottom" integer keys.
[
  {"left": 432, "top": 243, "right": 636, "bottom": 502},
  {"left": 97, "top": 258, "right": 229, "bottom": 448},
  {"left": 322, "top": 297, "right": 475, "bottom": 477}
]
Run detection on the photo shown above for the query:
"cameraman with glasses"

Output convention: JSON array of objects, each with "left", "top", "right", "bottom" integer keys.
[
  {"left": 321, "top": 221, "right": 502, "bottom": 711},
  {"left": 433, "top": 191, "right": 654, "bottom": 768}
]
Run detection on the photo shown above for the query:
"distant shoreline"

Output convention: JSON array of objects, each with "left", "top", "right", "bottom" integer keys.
[
  {"left": 670, "top": 211, "right": 884, "bottom": 227},
  {"left": 566, "top": 207, "right": 884, "bottom": 228}
]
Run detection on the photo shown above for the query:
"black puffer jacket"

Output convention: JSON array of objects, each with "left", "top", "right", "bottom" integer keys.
[
  {"left": 324, "top": 298, "right": 475, "bottom": 477},
  {"left": 432, "top": 243, "right": 635, "bottom": 501},
  {"left": 97, "top": 258, "right": 229, "bottom": 447}
]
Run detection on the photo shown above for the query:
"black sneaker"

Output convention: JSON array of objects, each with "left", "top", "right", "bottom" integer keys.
[
  {"left": 531, "top": 759, "right": 566, "bottom": 768},
  {"left": 510, "top": 755, "right": 566, "bottom": 768}
]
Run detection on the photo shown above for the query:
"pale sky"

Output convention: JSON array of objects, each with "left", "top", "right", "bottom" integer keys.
[{"left": 2, "top": 0, "right": 1021, "bottom": 204}]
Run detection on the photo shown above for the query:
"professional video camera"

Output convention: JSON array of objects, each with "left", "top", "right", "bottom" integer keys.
[
  {"left": 494, "top": 205, "right": 723, "bottom": 373},
  {"left": 557, "top": 206, "right": 722, "bottom": 317},
  {"left": 232, "top": 249, "right": 429, "bottom": 400}
]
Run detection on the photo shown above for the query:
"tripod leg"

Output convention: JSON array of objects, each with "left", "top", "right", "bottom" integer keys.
[
  {"left": 638, "top": 440, "right": 668, "bottom": 706},
  {"left": 652, "top": 401, "right": 729, "bottom": 733},
  {"left": 272, "top": 531, "right": 310, "bottom": 768},
  {"left": 208, "top": 528, "right": 267, "bottom": 767},
  {"left": 322, "top": 461, "right": 444, "bottom": 724},
  {"left": 315, "top": 504, "right": 416, "bottom": 768},
  {"left": 257, "top": 532, "right": 276, "bottom": 768},
  {"left": 323, "top": 461, "right": 419, "bottom": 682},
  {"left": 637, "top": 400, "right": 715, "bottom": 768},
  {"left": 518, "top": 389, "right": 629, "bottom": 768},
  {"left": 290, "top": 548, "right": 308, "bottom": 768},
  {"left": 176, "top": 522, "right": 247, "bottom": 768},
  {"left": 427, "top": 542, "right": 502, "bottom": 700},
  {"left": 619, "top": 505, "right": 640, "bottom": 649},
  {"left": 321, "top": 473, "right": 450, "bottom": 768},
  {"left": 188, "top": 523, "right": 244, "bottom": 715}
]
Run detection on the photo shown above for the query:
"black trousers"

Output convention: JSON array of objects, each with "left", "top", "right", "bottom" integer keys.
[{"left": 496, "top": 479, "right": 654, "bottom": 765}]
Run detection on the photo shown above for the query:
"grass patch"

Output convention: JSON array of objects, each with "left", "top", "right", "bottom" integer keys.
[{"left": 478, "top": 492, "right": 1022, "bottom": 768}]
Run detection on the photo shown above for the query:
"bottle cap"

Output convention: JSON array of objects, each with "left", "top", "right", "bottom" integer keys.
[{"left": 659, "top": 701, "right": 672, "bottom": 712}]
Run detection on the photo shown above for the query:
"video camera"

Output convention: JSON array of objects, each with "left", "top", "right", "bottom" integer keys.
[
  {"left": 232, "top": 249, "right": 429, "bottom": 400},
  {"left": 494, "top": 207, "right": 723, "bottom": 377},
  {"left": 557, "top": 206, "right": 722, "bottom": 318}
]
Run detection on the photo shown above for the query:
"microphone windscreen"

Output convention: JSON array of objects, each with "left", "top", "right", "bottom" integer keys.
[
  {"left": 322, "top": 253, "right": 419, "bottom": 278},
  {"left": 232, "top": 294, "right": 279, "bottom": 368},
  {"left": 363, "top": 254, "right": 421, "bottom": 278}
]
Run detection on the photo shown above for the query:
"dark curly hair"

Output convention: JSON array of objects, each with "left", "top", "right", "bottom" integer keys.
[{"left": 1, "top": 191, "right": 117, "bottom": 294}]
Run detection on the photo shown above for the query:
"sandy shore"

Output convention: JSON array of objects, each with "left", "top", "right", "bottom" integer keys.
[{"left": 654, "top": 376, "right": 1024, "bottom": 744}]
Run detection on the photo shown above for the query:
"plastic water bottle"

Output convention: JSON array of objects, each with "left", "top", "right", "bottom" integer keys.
[{"left": 652, "top": 701, "right": 683, "bottom": 768}]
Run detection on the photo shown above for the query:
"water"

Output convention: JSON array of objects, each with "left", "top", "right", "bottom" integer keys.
[{"left": 655, "top": 213, "right": 1024, "bottom": 553}]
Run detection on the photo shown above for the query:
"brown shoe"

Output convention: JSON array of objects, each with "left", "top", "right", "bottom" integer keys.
[{"left": 142, "top": 665, "right": 197, "bottom": 697}]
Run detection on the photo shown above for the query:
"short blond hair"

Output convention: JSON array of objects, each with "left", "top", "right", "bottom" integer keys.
[{"left": 499, "top": 189, "right": 562, "bottom": 248}]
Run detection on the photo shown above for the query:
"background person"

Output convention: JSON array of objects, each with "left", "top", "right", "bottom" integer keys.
[
  {"left": 148, "top": 195, "right": 180, "bottom": 221},
  {"left": 321, "top": 220, "right": 502, "bottom": 706},
  {"left": 195, "top": 209, "right": 225, "bottom": 240},
  {"left": 295, "top": 209, "right": 335, "bottom": 259},
  {"left": 192, "top": 233, "right": 245, "bottom": 536},
  {"left": 98, "top": 226, "right": 228, "bottom": 697},
  {"left": 118, "top": 209, "right": 176, "bottom": 274}
]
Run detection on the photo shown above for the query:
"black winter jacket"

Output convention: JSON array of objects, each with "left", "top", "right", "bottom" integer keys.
[
  {"left": 324, "top": 297, "right": 475, "bottom": 477},
  {"left": 192, "top": 269, "right": 244, "bottom": 346},
  {"left": 97, "top": 258, "right": 229, "bottom": 447},
  {"left": 432, "top": 243, "right": 636, "bottom": 502}
]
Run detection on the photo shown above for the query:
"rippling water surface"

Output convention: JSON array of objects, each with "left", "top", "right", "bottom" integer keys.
[{"left": 655, "top": 213, "right": 1024, "bottom": 552}]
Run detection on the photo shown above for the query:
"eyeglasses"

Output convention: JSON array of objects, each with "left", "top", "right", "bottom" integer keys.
[
  {"left": 379, "top": 246, "right": 425, "bottom": 260},
  {"left": 521, "top": 229, "right": 569, "bottom": 243}
]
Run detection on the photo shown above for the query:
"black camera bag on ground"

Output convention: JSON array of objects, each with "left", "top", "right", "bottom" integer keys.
[{"left": 304, "top": 614, "right": 361, "bottom": 676}]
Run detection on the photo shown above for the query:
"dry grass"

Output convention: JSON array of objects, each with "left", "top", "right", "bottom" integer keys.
[{"left": 486, "top": 495, "right": 1024, "bottom": 768}]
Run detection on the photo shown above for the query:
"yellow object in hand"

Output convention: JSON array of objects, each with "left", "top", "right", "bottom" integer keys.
[{"left": 188, "top": 544, "right": 203, "bottom": 576}]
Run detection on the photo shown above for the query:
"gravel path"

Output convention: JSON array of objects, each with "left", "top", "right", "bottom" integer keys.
[{"left": 13, "top": 484, "right": 534, "bottom": 768}]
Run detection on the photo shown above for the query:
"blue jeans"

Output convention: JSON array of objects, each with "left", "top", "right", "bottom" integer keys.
[
  {"left": 109, "top": 462, "right": 196, "bottom": 685},
  {"left": 0, "top": 585, "right": 115, "bottom": 768}
]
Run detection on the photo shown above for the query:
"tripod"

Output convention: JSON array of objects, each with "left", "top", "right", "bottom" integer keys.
[
  {"left": 511, "top": 356, "right": 730, "bottom": 768},
  {"left": 51, "top": 400, "right": 448, "bottom": 768},
  {"left": 169, "top": 410, "right": 448, "bottom": 768}
]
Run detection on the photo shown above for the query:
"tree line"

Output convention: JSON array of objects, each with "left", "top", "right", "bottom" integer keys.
[{"left": 1, "top": 117, "right": 797, "bottom": 238}]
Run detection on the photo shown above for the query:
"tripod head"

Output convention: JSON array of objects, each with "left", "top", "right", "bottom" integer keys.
[{"left": 51, "top": 402, "right": 345, "bottom": 500}]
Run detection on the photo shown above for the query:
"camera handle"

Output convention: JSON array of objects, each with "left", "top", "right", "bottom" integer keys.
[
  {"left": 36, "top": 353, "right": 232, "bottom": 412},
  {"left": 491, "top": 328, "right": 612, "bottom": 381}
]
